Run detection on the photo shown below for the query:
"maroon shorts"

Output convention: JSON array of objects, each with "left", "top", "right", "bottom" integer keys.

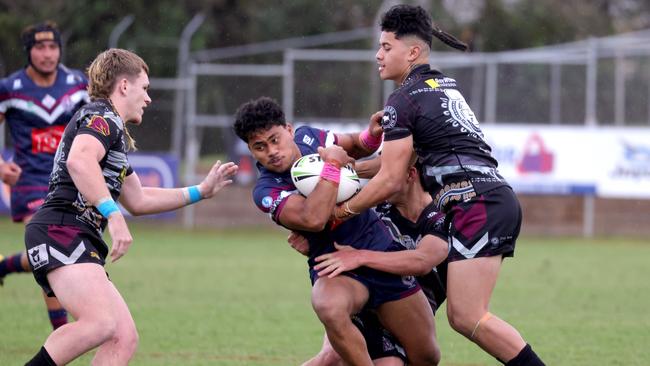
[{"left": 446, "top": 186, "right": 522, "bottom": 262}]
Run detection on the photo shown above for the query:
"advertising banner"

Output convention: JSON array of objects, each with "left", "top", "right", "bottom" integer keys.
[
  {"left": 0, "top": 151, "right": 178, "bottom": 216},
  {"left": 483, "top": 125, "right": 650, "bottom": 198}
]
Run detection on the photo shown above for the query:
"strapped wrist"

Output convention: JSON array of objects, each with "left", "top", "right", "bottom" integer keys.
[
  {"left": 96, "top": 197, "right": 120, "bottom": 218},
  {"left": 360, "top": 128, "right": 383, "bottom": 150},
  {"left": 185, "top": 185, "right": 203, "bottom": 204},
  {"left": 320, "top": 162, "right": 341, "bottom": 185}
]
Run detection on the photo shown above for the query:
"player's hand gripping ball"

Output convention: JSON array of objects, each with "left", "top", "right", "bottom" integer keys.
[{"left": 291, "top": 153, "right": 360, "bottom": 203}]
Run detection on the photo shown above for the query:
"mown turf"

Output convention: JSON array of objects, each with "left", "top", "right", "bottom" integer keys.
[{"left": 1, "top": 219, "right": 648, "bottom": 365}]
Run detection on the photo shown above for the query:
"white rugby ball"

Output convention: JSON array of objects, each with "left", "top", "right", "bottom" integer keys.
[{"left": 290, "top": 153, "right": 360, "bottom": 203}]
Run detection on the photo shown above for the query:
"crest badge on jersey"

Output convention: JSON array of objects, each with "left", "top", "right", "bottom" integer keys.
[
  {"left": 86, "top": 115, "right": 110, "bottom": 136},
  {"left": 262, "top": 196, "right": 273, "bottom": 208},
  {"left": 381, "top": 105, "right": 397, "bottom": 130}
]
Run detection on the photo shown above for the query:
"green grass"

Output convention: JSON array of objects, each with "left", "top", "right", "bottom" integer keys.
[{"left": 1, "top": 218, "right": 649, "bottom": 365}]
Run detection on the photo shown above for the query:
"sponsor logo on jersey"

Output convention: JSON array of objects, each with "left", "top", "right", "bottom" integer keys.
[
  {"left": 381, "top": 105, "right": 397, "bottom": 130},
  {"left": 425, "top": 79, "right": 440, "bottom": 89},
  {"left": 28, "top": 244, "right": 49, "bottom": 270},
  {"left": 12, "top": 79, "right": 22, "bottom": 90},
  {"left": 31, "top": 125, "right": 65, "bottom": 154},
  {"left": 86, "top": 115, "right": 110, "bottom": 136},
  {"left": 262, "top": 196, "right": 273, "bottom": 208},
  {"left": 302, "top": 135, "right": 314, "bottom": 146}
]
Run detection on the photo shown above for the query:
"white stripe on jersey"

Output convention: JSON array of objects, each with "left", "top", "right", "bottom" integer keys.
[
  {"left": 0, "top": 89, "right": 89, "bottom": 124},
  {"left": 325, "top": 131, "right": 336, "bottom": 147}
]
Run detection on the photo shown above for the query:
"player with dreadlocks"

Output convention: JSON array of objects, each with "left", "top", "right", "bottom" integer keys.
[{"left": 334, "top": 5, "right": 546, "bottom": 366}]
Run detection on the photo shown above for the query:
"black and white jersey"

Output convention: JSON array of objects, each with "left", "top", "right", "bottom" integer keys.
[
  {"left": 381, "top": 65, "right": 509, "bottom": 211},
  {"left": 31, "top": 98, "right": 133, "bottom": 233}
]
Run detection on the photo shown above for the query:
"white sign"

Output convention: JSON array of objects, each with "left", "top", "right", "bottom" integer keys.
[{"left": 483, "top": 125, "right": 650, "bottom": 198}]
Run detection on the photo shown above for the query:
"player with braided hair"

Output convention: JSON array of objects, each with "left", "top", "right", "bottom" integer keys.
[{"left": 334, "top": 5, "right": 545, "bottom": 366}]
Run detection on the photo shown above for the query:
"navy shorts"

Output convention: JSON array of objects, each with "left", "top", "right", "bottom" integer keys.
[
  {"left": 25, "top": 219, "right": 108, "bottom": 297},
  {"left": 352, "top": 310, "right": 407, "bottom": 362},
  {"left": 10, "top": 185, "right": 48, "bottom": 222},
  {"left": 446, "top": 186, "right": 522, "bottom": 262},
  {"left": 310, "top": 242, "right": 421, "bottom": 309}
]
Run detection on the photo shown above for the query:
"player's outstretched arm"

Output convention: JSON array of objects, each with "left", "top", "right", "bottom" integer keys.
[
  {"left": 119, "top": 160, "right": 238, "bottom": 216},
  {"left": 334, "top": 110, "right": 384, "bottom": 159},
  {"left": 314, "top": 235, "right": 448, "bottom": 278}
]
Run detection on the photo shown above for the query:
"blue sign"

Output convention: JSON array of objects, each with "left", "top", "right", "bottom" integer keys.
[{"left": 1, "top": 150, "right": 179, "bottom": 218}]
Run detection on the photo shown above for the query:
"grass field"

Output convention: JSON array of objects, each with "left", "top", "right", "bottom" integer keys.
[{"left": 1, "top": 218, "right": 649, "bottom": 365}]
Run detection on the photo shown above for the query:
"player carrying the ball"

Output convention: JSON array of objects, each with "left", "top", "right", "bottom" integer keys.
[{"left": 234, "top": 97, "right": 442, "bottom": 366}]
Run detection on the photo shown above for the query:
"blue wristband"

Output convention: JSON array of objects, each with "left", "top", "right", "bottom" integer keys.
[
  {"left": 188, "top": 185, "right": 202, "bottom": 204},
  {"left": 97, "top": 199, "right": 120, "bottom": 218}
]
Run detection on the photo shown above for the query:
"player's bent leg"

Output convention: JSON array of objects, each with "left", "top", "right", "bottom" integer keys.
[
  {"left": 446, "top": 255, "right": 526, "bottom": 362},
  {"left": 35, "top": 263, "right": 137, "bottom": 365},
  {"left": 376, "top": 290, "right": 440, "bottom": 366},
  {"left": 92, "top": 280, "right": 139, "bottom": 365},
  {"left": 312, "top": 275, "right": 373, "bottom": 366}
]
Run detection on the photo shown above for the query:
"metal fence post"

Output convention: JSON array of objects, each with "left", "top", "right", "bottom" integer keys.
[
  {"left": 177, "top": 14, "right": 205, "bottom": 228},
  {"left": 283, "top": 49, "right": 295, "bottom": 123},
  {"left": 108, "top": 15, "right": 135, "bottom": 49},
  {"left": 174, "top": 13, "right": 205, "bottom": 161},
  {"left": 585, "top": 38, "right": 598, "bottom": 126}
]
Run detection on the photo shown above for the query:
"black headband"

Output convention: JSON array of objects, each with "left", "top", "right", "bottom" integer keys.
[{"left": 22, "top": 24, "right": 62, "bottom": 53}]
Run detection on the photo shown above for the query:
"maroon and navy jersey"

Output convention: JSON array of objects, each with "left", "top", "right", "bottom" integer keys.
[
  {"left": 30, "top": 99, "right": 132, "bottom": 233},
  {"left": 0, "top": 65, "right": 89, "bottom": 188},
  {"left": 253, "top": 126, "right": 394, "bottom": 269},
  {"left": 381, "top": 65, "right": 508, "bottom": 212},
  {"left": 375, "top": 201, "right": 448, "bottom": 312}
]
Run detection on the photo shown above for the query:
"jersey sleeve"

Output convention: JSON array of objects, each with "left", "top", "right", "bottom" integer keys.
[
  {"left": 420, "top": 211, "right": 448, "bottom": 242},
  {"left": 252, "top": 175, "right": 298, "bottom": 224},
  {"left": 76, "top": 114, "right": 121, "bottom": 152},
  {"left": 382, "top": 90, "right": 417, "bottom": 141},
  {"left": 295, "top": 126, "right": 336, "bottom": 150}
]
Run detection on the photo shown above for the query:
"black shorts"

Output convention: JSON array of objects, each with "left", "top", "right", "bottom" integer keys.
[
  {"left": 446, "top": 186, "right": 522, "bottom": 262},
  {"left": 24, "top": 219, "right": 108, "bottom": 297},
  {"left": 352, "top": 310, "right": 407, "bottom": 362}
]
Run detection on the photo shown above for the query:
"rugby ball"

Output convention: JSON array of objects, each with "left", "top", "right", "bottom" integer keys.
[{"left": 290, "top": 153, "right": 360, "bottom": 203}]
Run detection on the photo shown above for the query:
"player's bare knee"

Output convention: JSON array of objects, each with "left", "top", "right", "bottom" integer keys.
[
  {"left": 446, "top": 308, "right": 476, "bottom": 336},
  {"left": 117, "top": 323, "right": 139, "bottom": 354},
  {"left": 86, "top": 316, "right": 119, "bottom": 345},
  {"left": 312, "top": 297, "right": 349, "bottom": 326},
  {"left": 409, "top": 345, "right": 440, "bottom": 366}
]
